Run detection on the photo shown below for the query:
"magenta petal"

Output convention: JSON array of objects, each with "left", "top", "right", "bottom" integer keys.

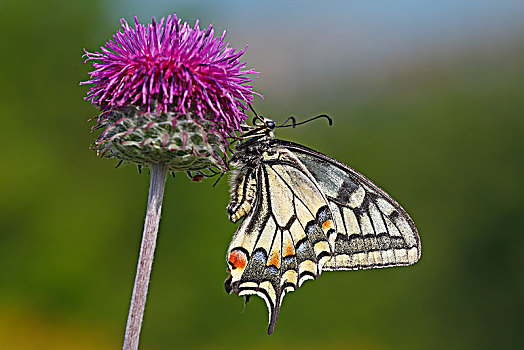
[{"left": 82, "top": 14, "right": 260, "bottom": 139}]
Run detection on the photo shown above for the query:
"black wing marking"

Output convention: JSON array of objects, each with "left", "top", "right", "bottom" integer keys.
[{"left": 271, "top": 139, "right": 421, "bottom": 270}]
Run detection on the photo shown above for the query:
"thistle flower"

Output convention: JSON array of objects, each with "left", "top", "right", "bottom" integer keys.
[
  {"left": 81, "top": 14, "right": 261, "bottom": 350},
  {"left": 82, "top": 14, "right": 260, "bottom": 172}
]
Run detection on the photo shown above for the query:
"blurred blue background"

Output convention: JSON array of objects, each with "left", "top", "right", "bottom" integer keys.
[{"left": 0, "top": 0, "right": 523, "bottom": 349}]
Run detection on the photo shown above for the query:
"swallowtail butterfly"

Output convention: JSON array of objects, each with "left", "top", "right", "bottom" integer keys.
[{"left": 224, "top": 113, "right": 421, "bottom": 334}]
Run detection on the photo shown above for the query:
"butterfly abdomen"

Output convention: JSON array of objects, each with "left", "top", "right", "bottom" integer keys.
[{"left": 227, "top": 163, "right": 259, "bottom": 222}]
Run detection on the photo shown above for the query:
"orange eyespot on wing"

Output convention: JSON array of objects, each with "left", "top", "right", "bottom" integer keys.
[
  {"left": 284, "top": 243, "right": 295, "bottom": 257},
  {"left": 322, "top": 219, "right": 333, "bottom": 230},
  {"left": 228, "top": 250, "right": 247, "bottom": 270},
  {"left": 268, "top": 251, "right": 280, "bottom": 269}
]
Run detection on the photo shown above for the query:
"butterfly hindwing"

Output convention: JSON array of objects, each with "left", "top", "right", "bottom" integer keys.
[{"left": 225, "top": 148, "right": 335, "bottom": 334}]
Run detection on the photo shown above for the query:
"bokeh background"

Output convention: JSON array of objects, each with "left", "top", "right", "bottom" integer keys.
[{"left": 1, "top": 0, "right": 523, "bottom": 349}]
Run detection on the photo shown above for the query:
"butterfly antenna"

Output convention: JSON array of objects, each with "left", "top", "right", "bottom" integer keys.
[
  {"left": 248, "top": 102, "right": 258, "bottom": 117},
  {"left": 279, "top": 114, "right": 332, "bottom": 128},
  {"left": 277, "top": 115, "right": 297, "bottom": 128},
  {"left": 248, "top": 103, "right": 264, "bottom": 125}
]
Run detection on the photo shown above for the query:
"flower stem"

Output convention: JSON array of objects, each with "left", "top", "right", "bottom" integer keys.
[{"left": 123, "top": 162, "right": 168, "bottom": 350}]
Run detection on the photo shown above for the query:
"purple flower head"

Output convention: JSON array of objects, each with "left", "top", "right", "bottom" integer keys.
[
  {"left": 82, "top": 14, "right": 262, "bottom": 173},
  {"left": 82, "top": 14, "right": 260, "bottom": 137}
]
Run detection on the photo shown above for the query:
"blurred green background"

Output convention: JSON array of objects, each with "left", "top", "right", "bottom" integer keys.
[{"left": 1, "top": 0, "right": 523, "bottom": 349}]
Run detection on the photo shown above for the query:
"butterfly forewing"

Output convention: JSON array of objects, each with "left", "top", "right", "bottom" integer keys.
[{"left": 274, "top": 139, "right": 421, "bottom": 270}]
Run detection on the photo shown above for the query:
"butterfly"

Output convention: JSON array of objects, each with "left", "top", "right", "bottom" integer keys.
[{"left": 224, "top": 113, "right": 421, "bottom": 334}]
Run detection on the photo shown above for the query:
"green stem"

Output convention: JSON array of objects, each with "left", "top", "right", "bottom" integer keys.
[{"left": 123, "top": 163, "right": 168, "bottom": 350}]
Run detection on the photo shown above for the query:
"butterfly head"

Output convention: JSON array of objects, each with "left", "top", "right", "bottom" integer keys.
[
  {"left": 235, "top": 105, "right": 333, "bottom": 154},
  {"left": 253, "top": 116, "right": 276, "bottom": 136},
  {"left": 237, "top": 116, "right": 277, "bottom": 143}
]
